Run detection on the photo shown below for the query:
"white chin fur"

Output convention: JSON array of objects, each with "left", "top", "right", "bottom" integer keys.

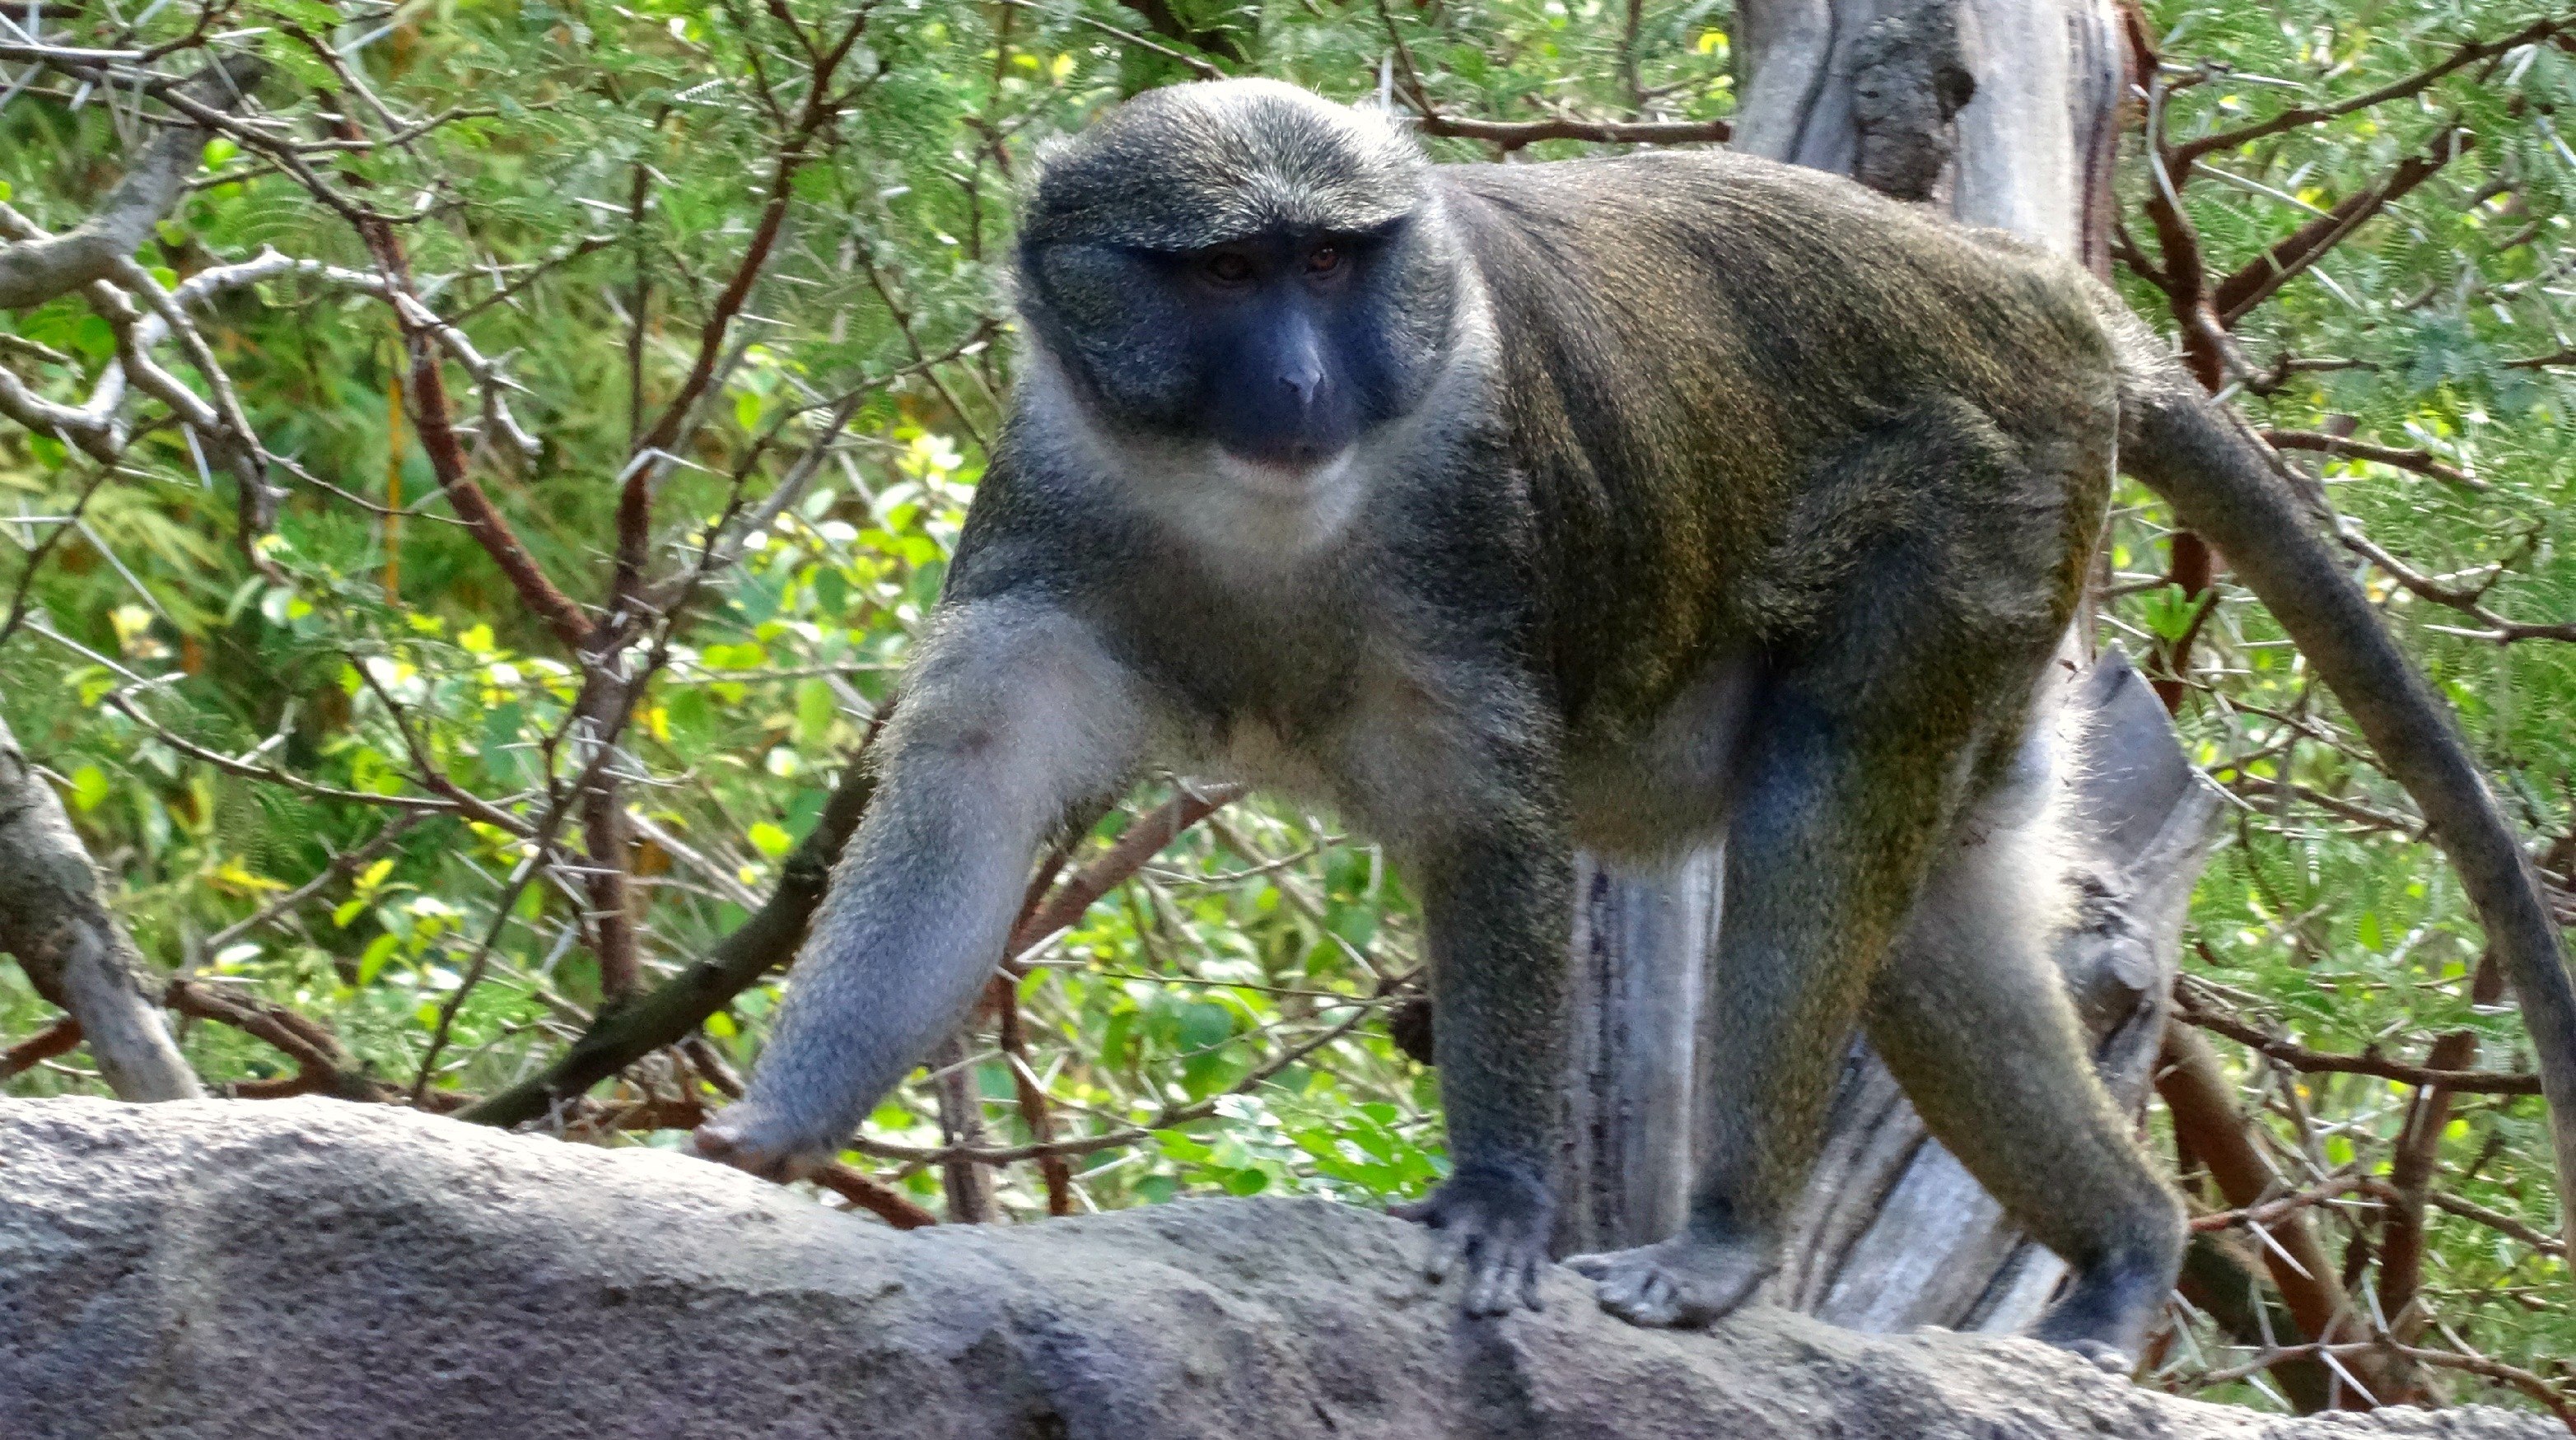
[{"left": 1136, "top": 445, "right": 1370, "bottom": 558}]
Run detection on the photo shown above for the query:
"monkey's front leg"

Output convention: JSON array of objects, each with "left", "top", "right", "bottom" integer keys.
[
  {"left": 695, "top": 602, "right": 1141, "bottom": 1178},
  {"left": 1391, "top": 808, "right": 1574, "bottom": 1316}
]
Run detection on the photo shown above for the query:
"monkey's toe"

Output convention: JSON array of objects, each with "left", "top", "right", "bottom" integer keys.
[
  {"left": 691, "top": 1110, "right": 819, "bottom": 1181},
  {"left": 1563, "top": 1234, "right": 1774, "bottom": 1330},
  {"left": 2057, "top": 1339, "right": 2136, "bottom": 1376}
]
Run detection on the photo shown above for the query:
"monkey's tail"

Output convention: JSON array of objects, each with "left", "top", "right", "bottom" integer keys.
[{"left": 2114, "top": 341, "right": 2576, "bottom": 1253}]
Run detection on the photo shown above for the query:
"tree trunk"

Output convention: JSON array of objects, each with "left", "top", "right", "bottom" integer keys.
[
  {"left": 1552, "top": 0, "right": 2220, "bottom": 1339},
  {"left": 0, "top": 711, "right": 201, "bottom": 1102}
]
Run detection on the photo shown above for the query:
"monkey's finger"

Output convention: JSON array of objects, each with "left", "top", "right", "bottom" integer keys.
[
  {"left": 1519, "top": 1256, "right": 1546, "bottom": 1312},
  {"left": 1464, "top": 1257, "right": 1513, "bottom": 1317}
]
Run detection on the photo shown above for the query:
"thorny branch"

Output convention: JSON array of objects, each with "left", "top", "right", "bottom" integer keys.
[
  {"left": 2175, "top": 981, "right": 2541, "bottom": 1097},
  {"left": 1373, "top": 0, "right": 1729, "bottom": 151},
  {"left": 0, "top": 56, "right": 265, "bottom": 309}
]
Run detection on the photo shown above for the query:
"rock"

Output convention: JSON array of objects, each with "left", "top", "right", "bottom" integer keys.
[{"left": 0, "top": 1097, "right": 2553, "bottom": 1439}]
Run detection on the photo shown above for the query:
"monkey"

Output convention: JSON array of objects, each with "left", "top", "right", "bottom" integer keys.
[{"left": 696, "top": 78, "right": 2576, "bottom": 1366}]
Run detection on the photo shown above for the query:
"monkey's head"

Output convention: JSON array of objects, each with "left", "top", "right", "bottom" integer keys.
[{"left": 1016, "top": 81, "right": 1463, "bottom": 482}]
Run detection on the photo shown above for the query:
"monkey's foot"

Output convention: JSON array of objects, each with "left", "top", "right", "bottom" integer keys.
[
  {"left": 1563, "top": 1233, "right": 1776, "bottom": 1329},
  {"left": 2027, "top": 1247, "right": 2168, "bottom": 1376},
  {"left": 691, "top": 1104, "right": 832, "bottom": 1182},
  {"left": 1390, "top": 1163, "right": 1555, "bottom": 1317}
]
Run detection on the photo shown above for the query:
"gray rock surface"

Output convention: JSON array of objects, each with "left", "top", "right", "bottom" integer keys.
[{"left": 0, "top": 1096, "right": 2554, "bottom": 1439}]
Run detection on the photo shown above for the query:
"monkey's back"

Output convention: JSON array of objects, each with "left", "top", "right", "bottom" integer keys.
[{"left": 1432, "top": 151, "right": 2120, "bottom": 730}]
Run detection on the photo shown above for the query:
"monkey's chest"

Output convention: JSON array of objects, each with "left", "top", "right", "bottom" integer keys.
[{"left": 1172, "top": 644, "right": 1533, "bottom": 850}]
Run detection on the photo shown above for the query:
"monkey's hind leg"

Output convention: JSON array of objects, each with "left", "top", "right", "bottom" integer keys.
[
  {"left": 1862, "top": 755, "right": 2186, "bottom": 1370},
  {"left": 1567, "top": 674, "right": 1976, "bottom": 1329},
  {"left": 1569, "top": 406, "right": 2096, "bottom": 1333}
]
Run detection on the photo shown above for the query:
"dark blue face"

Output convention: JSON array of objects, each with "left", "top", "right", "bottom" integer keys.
[
  {"left": 1024, "top": 219, "right": 1440, "bottom": 471},
  {"left": 1151, "top": 230, "right": 1386, "bottom": 469}
]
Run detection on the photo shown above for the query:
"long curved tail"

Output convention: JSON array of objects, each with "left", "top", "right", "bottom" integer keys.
[{"left": 2114, "top": 336, "right": 2576, "bottom": 1252}]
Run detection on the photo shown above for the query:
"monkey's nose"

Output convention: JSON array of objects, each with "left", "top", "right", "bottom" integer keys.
[{"left": 1281, "top": 364, "right": 1325, "bottom": 412}]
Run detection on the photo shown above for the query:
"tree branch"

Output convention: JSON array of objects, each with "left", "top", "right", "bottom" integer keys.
[
  {"left": 2168, "top": 16, "right": 2565, "bottom": 170},
  {"left": 166, "top": 977, "right": 395, "bottom": 1102},
  {"left": 0, "top": 1014, "right": 84, "bottom": 1079},
  {"left": 456, "top": 709, "right": 895, "bottom": 1129},
  {"left": 2257, "top": 429, "right": 2479, "bottom": 491},
  {"left": 2177, "top": 977, "right": 2540, "bottom": 1093},
  {"left": 1374, "top": 0, "right": 1727, "bottom": 150},
  {"left": 1002, "top": 783, "right": 1248, "bottom": 962},
  {"left": 346, "top": 203, "right": 593, "bottom": 649},
  {"left": 0, "top": 56, "right": 264, "bottom": 309},
  {"left": 2210, "top": 128, "right": 2471, "bottom": 326},
  {"left": 0, "top": 709, "right": 201, "bottom": 1101}
]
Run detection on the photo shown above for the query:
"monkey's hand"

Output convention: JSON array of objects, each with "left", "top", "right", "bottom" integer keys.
[
  {"left": 691, "top": 1102, "right": 837, "bottom": 1182},
  {"left": 1390, "top": 1162, "right": 1554, "bottom": 1317}
]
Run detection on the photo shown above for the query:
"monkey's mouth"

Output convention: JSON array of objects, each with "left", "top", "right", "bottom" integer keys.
[{"left": 1211, "top": 445, "right": 1356, "bottom": 496}]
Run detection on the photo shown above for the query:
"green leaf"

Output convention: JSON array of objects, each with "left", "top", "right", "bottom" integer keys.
[
  {"left": 358, "top": 933, "right": 401, "bottom": 986},
  {"left": 65, "top": 765, "right": 110, "bottom": 813},
  {"left": 1177, "top": 1001, "right": 1234, "bottom": 1051},
  {"left": 1220, "top": 1167, "right": 1270, "bottom": 1195},
  {"left": 795, "top": 678, "right": 836, "bottom": 747}
]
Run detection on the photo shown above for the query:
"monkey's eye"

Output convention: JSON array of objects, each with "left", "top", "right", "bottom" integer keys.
[
  {"left": 1305, "top": 243, "right": 1342, "bottom": 276},
  {"left": 1201, "top": 250, "right": 1257, "bottom": 287}
]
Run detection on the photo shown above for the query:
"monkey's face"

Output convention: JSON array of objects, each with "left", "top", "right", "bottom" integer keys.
[
  {"left": 1030, "top": 222, "right": 1441, "bottom": 476},
  {"left": 1015, "top": 81, "right": 1460, "bottom": 488}
]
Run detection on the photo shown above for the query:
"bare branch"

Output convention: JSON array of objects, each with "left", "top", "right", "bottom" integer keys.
[
  {"left": 457, "top": 707, "right": 897, "bottom": 1129},
  {"left": 1373, "top": 0, "right": 1727, "bottom": 150},
  {"left": 166, "top": 977, "right": 396, "bottom": 1102},
  {"left": 0, "top": 708, "right": 201, "bottom": 1101},
  {"left": 1004, "top": 783, "right": 1248, "bottom": 962},
  {"left": 345, "top": 201, "right": 594, "bottom": 650},
  {"left": 2257, "top": 429, "right": 2480, "bottom": 491},
  {"left": 1, "top": 1014, "right": 84, "bottom": 1079},
  {"left": 810, "top": 1161, "right": 940, "bottom": 1227},
  {"left": 1416, "top": 111, "right": 1731, "bottom": 147},
  {"left": 2210, "top": 127, "right": 2471, "bottom": 326},
  {"left": 0, "top": 55, "right": 264, "bottom": 309}
]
